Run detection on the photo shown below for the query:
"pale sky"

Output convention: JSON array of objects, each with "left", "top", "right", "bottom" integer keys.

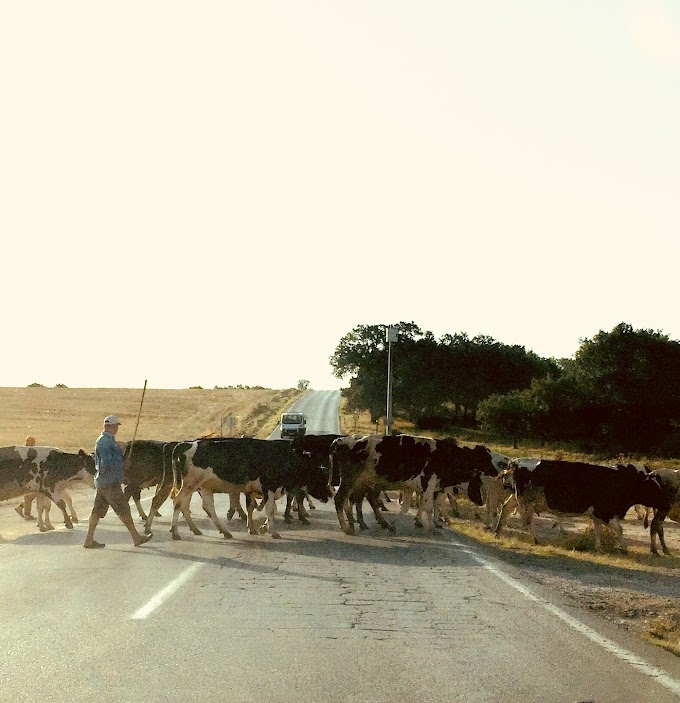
[{"left": 2, "top": 1, "right": 678, "bottom": 392}]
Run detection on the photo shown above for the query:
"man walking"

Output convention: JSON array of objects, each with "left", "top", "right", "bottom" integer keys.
[{"left": 83, "top": 415, "right": 152, "bottom": 549}]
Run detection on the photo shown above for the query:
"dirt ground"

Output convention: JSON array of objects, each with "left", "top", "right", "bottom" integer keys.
[{"left": 1, "top": 487, "right": 679, "bottom": 655}]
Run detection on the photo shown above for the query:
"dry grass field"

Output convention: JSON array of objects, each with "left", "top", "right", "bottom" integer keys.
[{"left": 0, "top": 385, "right": 305, "bottom": 452}]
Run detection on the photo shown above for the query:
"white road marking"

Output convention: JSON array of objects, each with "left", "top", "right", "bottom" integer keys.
[
  {"left": 131, "top": 562, "right": 203, "bottom": 620},
  {"left": 453, "top": 541, "right": 680, "bottom": 697}
]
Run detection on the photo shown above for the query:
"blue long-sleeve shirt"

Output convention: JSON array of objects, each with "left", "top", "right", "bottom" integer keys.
[{"left": 94, "top": 431, "right": 124, "bottom": 488}]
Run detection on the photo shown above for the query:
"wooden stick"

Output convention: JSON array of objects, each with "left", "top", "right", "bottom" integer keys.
[{"left": 128, "top": 379, "right": 148, "bottom": 465}]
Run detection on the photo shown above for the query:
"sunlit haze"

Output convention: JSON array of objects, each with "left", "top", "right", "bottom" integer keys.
[{"left": 2, "top": 1, "right": 678, "bottom": 392}]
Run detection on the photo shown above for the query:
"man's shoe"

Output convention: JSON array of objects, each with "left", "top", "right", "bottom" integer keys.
[
  {"left": 134, "top": 534, "right": 152, "bottom": 547},
  {"left": 83, "top": 541, "right": 105, "bottom": 549}
]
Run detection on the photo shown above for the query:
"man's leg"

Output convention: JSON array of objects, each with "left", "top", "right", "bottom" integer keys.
[
  {"left": 83, "top": 491, "right": 107, "bottom": 548},
  {"left": 106, "top": 485, "right": 152, "bottom": 546}
]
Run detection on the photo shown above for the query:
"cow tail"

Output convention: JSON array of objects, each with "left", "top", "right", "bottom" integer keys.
[{"left": 170, "top": 450, "right": 183, "bottom": 499}]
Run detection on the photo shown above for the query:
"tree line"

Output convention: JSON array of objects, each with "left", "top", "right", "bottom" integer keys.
[{"left": 330, "top": 322, "right": 680, "bottom": 456}]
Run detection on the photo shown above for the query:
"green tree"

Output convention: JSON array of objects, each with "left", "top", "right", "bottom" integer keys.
[
  {"left": 332, "top": 323, "right": 558, "bottom": 431},
  {"left": 573, "top": 323, "right": 680, "bottom": 451},
  {"left": 478, "top": 389, "right": 531, "bottom": 448}
]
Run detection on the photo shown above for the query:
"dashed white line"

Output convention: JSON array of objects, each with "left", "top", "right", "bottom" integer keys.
[
  {"left": 452, "top": 541, "right": 680, "bottom": 697},
  {"left": 131, "top": 562, "right": 203, "bottom": 620}
]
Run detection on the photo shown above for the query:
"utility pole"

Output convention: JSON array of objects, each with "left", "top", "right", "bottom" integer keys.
[{"left": 385, "top": 324, "right": 399, "bottom": 435}]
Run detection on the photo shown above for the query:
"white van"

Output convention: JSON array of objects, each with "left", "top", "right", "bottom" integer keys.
[{"left": 280, "top": 412, "right": 307, "bottom": 439}]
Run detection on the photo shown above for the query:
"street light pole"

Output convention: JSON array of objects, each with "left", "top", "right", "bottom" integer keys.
[{"left": 386, "top": 324, "right": 399, "bottom": 435}]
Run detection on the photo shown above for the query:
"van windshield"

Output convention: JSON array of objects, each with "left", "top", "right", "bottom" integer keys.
[{"left": 282, "top": 414, "right": 303, "bottom": 423}]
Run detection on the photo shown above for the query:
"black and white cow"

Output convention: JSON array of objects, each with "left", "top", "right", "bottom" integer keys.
[
  {"left": 148, "top": 437, "right": 333, "bottom": 540},
  {"left": 122, "top": 439, "right": 237, "bottom": 524},
  {"left": 286, "top": 434, "right": 345, "bottom": 523},
  {"left": 647, "top": 467, "right": 680, "bottom": 556},
  {"left": 330, "top": 434, "right": 500, "bottom": 535},
  {"left": 293, "top": 433, "right": 395, "bottom": 532},
  {"left": 0, "top": 446, "right": 94, "bottom": 529},
  {"left": 140, "top": 440, "right": 247, "bottom": 534},
  {"left": 494, "top": 459, "right": 668, "bottom": 552}
]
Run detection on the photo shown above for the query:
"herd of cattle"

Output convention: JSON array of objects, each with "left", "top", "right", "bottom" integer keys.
[{"left": 1, "top": 433, "right": 680, "bottom": 556}]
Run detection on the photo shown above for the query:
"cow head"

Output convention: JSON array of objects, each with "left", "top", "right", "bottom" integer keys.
[
  {"left": 469, "top": 444, "right": 507, "bottom": 477},
  {"left": 299, "top": 452, "right": 333, "bottom": 502},
  {"left": 497, "top": 467, "right": 516, "bottom": 492},
  {"left": 79, "top": 449, "right": 96, "bottom": 488},
  {"left": 622, "top": 464, "right": 673, "bottom": 513},
  {"left": 476, "top": 446, "right": 510, "bottom": 473}
]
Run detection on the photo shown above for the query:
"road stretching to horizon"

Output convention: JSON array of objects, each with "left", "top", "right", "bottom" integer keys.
[{"left": 1, "top": 390, "right": 680, "bottom": 702}]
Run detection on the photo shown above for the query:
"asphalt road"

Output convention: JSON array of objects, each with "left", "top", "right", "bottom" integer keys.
[
  {"left": 268, "top": 389, "right": 341, "bottom": 438},
  {"left": 2, "top": 390, "right": 680, "bottom": 702}
]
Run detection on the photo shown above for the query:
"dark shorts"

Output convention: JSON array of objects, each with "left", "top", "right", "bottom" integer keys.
[{"left": 91, "top": 484, "right": 133, "bottom": 521}]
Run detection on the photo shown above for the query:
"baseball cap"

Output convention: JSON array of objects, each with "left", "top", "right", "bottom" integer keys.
[
  {"left": 104, "top": 415, "right": 121, "bottom": 425},
  {"left": 25, "top": 436, "right": 36, "bottom": 446}
]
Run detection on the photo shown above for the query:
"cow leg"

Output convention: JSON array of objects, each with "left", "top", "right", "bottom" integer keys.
[
  {"left": 63, "top": 491, "right": 78, "bottom": 523},
  {"left": 334, "top": 483, "right": 355, "bottom": 535},
  {"left": 494, "top": 494, "right": 518, "bottom": 537},
  {"left": 17, "top": 493, "right": 36, "bottom": 520},
  {"left": 246, "top": 493, "right": 263, "bottom": 535},
  {"left": 352, "top": 491, "right": 370, "bottom": 530},
  {"left": 294, "top": 489, "right": 310, "bottom": 524},
  {"left": 284, "top": 493, "right": 295, "bottom": 524},
  {"left": 227, "top": 490, "right": 247, "bottom": 522},
  {"left": 375, "top": 491, "right": 388, "bottom": 511},
  {"left": 49, "top": 494, "right": 73, "bottom": 529},
  {"left": 485, "top": 488, "right": 503, "bottom": 530},
  {"left": 399, "top": 491, "right": 413, "bottom": 514},
  {"left": 170, "top": 488, "right": 196, "bottom": 540},
  {"left": 144, "top": 482, "right": 172, "bottom": 535},
  {"left": 262, "top": 490, "right": 282, "bottom": 539},
  {"left": 125, "top": 485, "right": 148, "bottom": 522},
  {"left": 447, "top": 489, "right": 460, "bottom": 518},
  {"left": 199, "top": 490, "right": 233, "bottom": 539},
  {"left": 433, "top": 493, "right": 446, "bottom": 528},
  {"left": 37, "top": 493, "right": 54, "bottom": 532},
  {"left": 649, "top": 510, "right": 671, "bottom": 556},
  {"left": 298, "top": 491, "right": 310, "bottom": 520},
  {"left": 246, "top": 492, "right": 274, "bottom": 537},
  {"left": 284, "top": 489, "right": 309, "bottom": 525},
  {"left": 420, "top": 482, "right": 438, "bottom": 534},
  {"left": 178, "top": 489, "right": 203, "bottom": 536},
  {"left": 447, "top": 488, "right": 460, "bottom": 518},
  {"left": 591, "top": 519, "right": 605, "bottom": 552},
  {"left": 345, "top": 495, "right": 357, "bottom": 529},
  {"left": 609, "top": 517, "right": 625, "bottom": 552},
  {"left": 367, "top": 489, "right": 393, "bottom": 531},
  {"left": 412, "top": 493, "right": 425, "bottom": 528},
  {"left": 524, "top": 513, "right": 541, "bottom": 544}
]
